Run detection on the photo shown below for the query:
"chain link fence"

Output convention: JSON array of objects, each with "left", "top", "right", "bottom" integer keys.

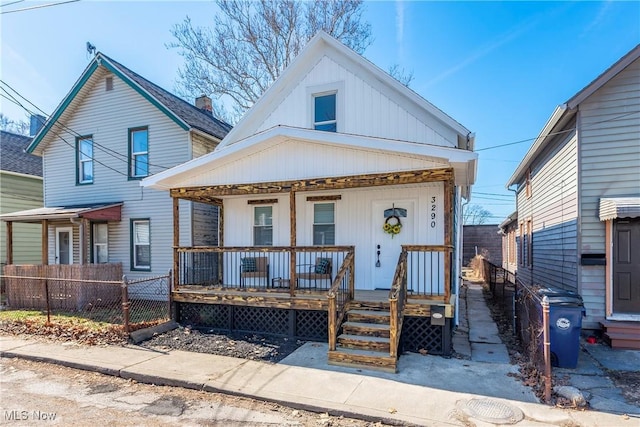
[{"left": 1, "top": 264, "right": 171, "bottom": 335}]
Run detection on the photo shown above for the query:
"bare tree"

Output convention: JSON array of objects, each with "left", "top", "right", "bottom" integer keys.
[
  {"left": 463, "top": 204, "right": 492, "bottom": 225},
  {"left": 169, "top": 0, "right": 372, "bottom": 121},
  {"left": 0, "top": 113, "right": 29, "bottom": 135}
]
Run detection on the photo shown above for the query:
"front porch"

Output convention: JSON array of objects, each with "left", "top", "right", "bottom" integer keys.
[{"left": 173, "top": 245, "right": 454, "bottom": 372}]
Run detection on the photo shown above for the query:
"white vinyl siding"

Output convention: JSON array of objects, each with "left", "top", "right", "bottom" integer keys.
[
  {"left": 223, "top": 183, "right": 445, "bottom": 290},
  {"left": 255, "top": 55, "right": 458, "bottom": 147},
  {"left": 578, "top": 57, "right": 640, "bottom": 328},
  {"left": 169, "top": 138, "right": 448, "bottom": 188},
  {"left": 40, "top": 67, "right": 203, "bottom": 279}
]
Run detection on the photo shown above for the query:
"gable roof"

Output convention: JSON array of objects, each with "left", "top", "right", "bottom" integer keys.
[
  {"left": 507, "top": 44, "right": 640, "bottom": 187},
  {"left": 27, "top": 52, "right": 232, "bottom": 154},
  {"left": 0, "top": 130, "right": 42, "bottom": 177},
  {"left": 218, "top": 31, "right": 474, "bottom": 150}
]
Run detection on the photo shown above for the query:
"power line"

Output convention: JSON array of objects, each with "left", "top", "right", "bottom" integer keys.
[
  {"left": 0, "top": 0, "right": 25, "bottom": 8},
  {"left": 0, "top": 80, "right": 172, "bottom": 171},
  {"left": 476, "top": 110, "right": 640, "bottom": 152},
  {"left": 0, "top": 93, "right": 127, "bottom": 177},
  {"left": 1, "top": 0, "right": 79, "bottom": 14}
]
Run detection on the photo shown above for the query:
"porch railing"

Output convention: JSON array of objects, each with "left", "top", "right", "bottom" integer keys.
[
  {"left": 175, "top": 246, "right": 354, "bottom": 297},
  {"left": 404, "top": 245, "right": 452, "bottom": 302},
  {"left": 389, "top": 249, "right": 408, "bottom": 358},
  {"left": 327, "top": 251, "right": 356, "bottom": 351}
]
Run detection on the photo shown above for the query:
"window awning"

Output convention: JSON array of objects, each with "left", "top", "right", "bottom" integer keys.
[
  {"left": 599, "top": 197, "right": 640, "bottom": 221},
  {"left": 0, "top": 202, "right": 123, "bottom": 223}
]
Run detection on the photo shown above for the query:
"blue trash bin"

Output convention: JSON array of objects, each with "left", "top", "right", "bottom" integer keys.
[{"left": 537, "top": 288, "right": 585, "bottom": 369}]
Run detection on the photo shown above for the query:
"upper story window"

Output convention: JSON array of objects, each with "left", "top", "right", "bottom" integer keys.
[
  {"left": 525, "top": 168, "right": 532, "bottom": 199},
  {"left": 76, "top": 136, "right": 93, "bottom": 185},
  {"left": 254, "top": 206, "right": 273, "bottom": 246},
  {"left": 314, "top": 93, "right": 337, "bottom": 132},
  {"left": 129, "top": 127, "right": 149, "bottom": 179},
  {"left": 313, "top": 203, "right": 335, "bottom": 245}
]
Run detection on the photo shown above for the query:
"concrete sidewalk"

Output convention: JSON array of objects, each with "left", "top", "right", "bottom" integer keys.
[{"left": 1, "top": 281, "right": 638, "bottom": 425}]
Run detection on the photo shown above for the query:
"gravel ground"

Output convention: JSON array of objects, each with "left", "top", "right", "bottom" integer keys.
[{"left": 138, "top": 325, "right": 307, "bottom": 363}]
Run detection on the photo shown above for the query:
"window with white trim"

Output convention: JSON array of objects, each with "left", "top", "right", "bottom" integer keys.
[
  {"left": 131, "top": 219, "right": 150, "bottom": 270},
  {"left": 93, "top": 223, "right": 108, "bottom": 264},
  {"left": 129, "top": 127, "right": 149, "bottom": 178},
  {"left": 253, "top": 206, "right": 273, "bottom": 246},
  {"left": 77, "top": 136, "right": 93, "bottom": 184},
  {"left": 313, "top": 203, "right": 335, "bottom": 245},
  {"left": 313, "top": 93, "right": 337, "bottom": 132}
]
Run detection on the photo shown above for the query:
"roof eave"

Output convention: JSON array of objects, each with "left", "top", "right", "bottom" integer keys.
[
  {"left": 26, "top": 54, "right": 192, "bottom": 155},
  {"left": 506, "top": 104, "right": 571, "bottom": 188}
]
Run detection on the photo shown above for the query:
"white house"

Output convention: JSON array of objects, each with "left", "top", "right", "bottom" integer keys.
[
  {"left": 143, "top": 32, "right": 477, "bottom": 371},
  {"left": 1, "top": 53, "right": 231, "bottom": 284}
]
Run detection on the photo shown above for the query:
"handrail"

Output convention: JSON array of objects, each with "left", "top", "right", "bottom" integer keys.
[
  {"left": 389, "top": 248, "right": 408, "bottom": 358},
  {"left": 327, "top": 251, "right": 355, "bottom": 351}
]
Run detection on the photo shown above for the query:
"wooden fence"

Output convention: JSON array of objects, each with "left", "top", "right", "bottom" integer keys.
[{"left": 3, "top": 264, "right": 122, "bottom": 311}]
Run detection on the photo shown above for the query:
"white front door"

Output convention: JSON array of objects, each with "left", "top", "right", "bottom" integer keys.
[
  {"left": 56, "top": 227, "right": 73, "bottom": 264},
  {"left": 371, "top": 200, "right": 415, "bottom": 290}
]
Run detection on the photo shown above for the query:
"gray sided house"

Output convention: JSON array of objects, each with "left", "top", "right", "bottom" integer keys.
[
  {"left": 0, "top": 131, "right": 43, "bottom": 268},
  {"left": 1, "top": 53, "right": 231, "bottom": 283},
  {"left": 506, "top": 44, "right": 640, "bottom": 335}
]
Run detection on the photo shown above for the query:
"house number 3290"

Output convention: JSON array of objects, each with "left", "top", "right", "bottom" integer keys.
[{"left": 430, "top": 196, "right": 437, "bottom": 228}]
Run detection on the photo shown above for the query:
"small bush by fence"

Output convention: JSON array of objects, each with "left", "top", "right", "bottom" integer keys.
[{"left": 1, "top": 264, "right": 171, "bottom": 334}]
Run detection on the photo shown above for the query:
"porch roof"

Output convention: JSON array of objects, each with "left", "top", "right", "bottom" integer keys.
[
  {"left": 142, "top": 125, "right": 478, "bottom": 193},
  {"left": 599, "top": 197, "right": 640, "bottom": 221},
  {"left": 0, "top": 202, "right": 123, "bottom": 223}
]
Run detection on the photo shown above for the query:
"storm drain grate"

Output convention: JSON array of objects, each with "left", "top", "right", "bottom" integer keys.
[{"left": 460, "top": 398, "right": 524, "bottom": 424}]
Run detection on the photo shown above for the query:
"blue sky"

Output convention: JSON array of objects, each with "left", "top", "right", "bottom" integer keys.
[{"left": 1, "top": 1, "right": 639, "bottom": 223}]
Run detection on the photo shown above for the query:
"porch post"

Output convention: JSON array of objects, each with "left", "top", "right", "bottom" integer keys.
[
  {"left": 289, "top": 190, "right": 297, "bottom": 296},
  {"left": 173, "top": 197, "right": 179, "bottom": 290},
  {"left": 42, "top": 219, "right": 48, "bottom": 265},
  {"left": 444, "top": 178, "right": 453, "bottom": 303},
  {"left": 5, "top": 221, "right": 12, "bottom": 265},
  {"left": 218, "top": 201, "right": 224, "bottom": 285}
]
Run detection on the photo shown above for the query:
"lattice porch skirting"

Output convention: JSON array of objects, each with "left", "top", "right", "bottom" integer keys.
[
  {"left": 176, "top": 303, "right": 328, "bottom": 341},
  {"left": 401, "top": 316, "right": 452, "bottom": 356}
]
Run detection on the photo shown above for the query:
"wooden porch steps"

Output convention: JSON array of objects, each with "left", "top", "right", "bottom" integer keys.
[
  {"left": 328, "top": 304, "right": 398, "bottom": 373},
  {"left": 601, "top": 321, "right": 640, "bottom": 350}
]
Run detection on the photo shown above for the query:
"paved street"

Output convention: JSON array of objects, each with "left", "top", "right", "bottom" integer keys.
[{"left": 0, "top": 357, "right": 387, "bottom": 426}]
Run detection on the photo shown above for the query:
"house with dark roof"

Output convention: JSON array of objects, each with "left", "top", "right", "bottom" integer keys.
[
  {"left": 1, "top": 53, "right": 231, "bottom": 283},
  {"left": 0, "top": 130, "right": 43, "bottom": 267}
]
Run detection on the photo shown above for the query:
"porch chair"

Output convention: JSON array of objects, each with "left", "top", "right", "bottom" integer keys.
[
  {"left": 297, "top": 257, "right": 332, "bottom": 289},
  {"left": 240, "top": 256, "right": 269, "bottom": 287}
]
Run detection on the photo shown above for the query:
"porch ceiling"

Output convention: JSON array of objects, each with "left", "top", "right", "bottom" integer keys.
[{"left": 0, "top": 202, "right": 123, "bottom": 223}]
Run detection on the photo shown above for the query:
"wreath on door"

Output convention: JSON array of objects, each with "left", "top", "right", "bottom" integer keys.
[{"left": 383, "top": 214, "right": 402, "bottom": 238}]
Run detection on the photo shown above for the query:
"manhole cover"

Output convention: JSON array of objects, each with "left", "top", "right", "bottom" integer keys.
[{"left": 460, "top": 398, "right": 524, "bottom": 424}]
